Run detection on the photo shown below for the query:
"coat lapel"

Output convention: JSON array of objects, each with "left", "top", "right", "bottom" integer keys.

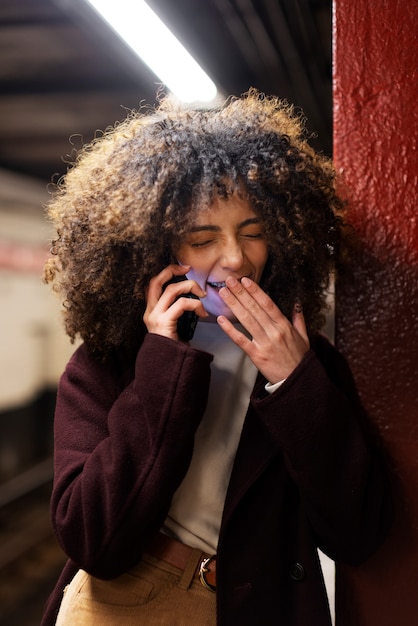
[{"left": 221, "top": 401, "right": 279, "bottom": 529}]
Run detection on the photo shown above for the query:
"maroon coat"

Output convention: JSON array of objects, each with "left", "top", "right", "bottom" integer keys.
[{"left": 41, "top": 332, "right": 391, "bottom": 625}]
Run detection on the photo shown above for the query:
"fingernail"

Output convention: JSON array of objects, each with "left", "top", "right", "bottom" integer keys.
[{"left": 241, "top": 277, "right": 251, "bottom": 287}]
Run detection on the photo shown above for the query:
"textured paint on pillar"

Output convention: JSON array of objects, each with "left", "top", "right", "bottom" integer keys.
[{"left": 333, "top": 0, "right": 418, "bottom": 624}]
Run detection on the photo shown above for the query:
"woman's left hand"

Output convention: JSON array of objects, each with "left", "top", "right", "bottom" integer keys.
[{"left": 217, "top": 276, "right": 310, "bottom": 384}]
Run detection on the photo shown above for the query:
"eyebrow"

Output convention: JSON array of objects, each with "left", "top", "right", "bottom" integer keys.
[{"left": 186, "top": 218, "right": 261, "bottom": 233}]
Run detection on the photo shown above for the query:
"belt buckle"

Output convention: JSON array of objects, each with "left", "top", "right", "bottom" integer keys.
[{"left": 198, "top": 555, "right": 217, "bottom": 592}]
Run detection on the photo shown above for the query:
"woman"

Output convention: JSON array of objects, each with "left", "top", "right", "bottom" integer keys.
[{"left": 41, "top": 90, "right": 391, "bottom": 625}]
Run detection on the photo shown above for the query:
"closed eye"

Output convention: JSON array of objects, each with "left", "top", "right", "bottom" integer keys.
[
  {"left": 190, "top": 239, "right": 215, "bottom": 248},
  {"left": 241, "top": 232, "right": 264, "bottom": 239}
]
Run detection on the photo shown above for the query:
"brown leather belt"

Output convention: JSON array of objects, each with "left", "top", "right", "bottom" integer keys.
[{"left": 146, "top": 532, "right": 217, "bottom": 592}]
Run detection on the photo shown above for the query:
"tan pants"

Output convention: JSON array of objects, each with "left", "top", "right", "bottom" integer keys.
[{"left": 55, "top": 550, "right": 217, "bottom": 625}]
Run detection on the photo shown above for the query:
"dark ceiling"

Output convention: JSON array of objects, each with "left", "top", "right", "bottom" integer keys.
[{"left": 0, "top": 0, "right": 332, "bottom": 187}]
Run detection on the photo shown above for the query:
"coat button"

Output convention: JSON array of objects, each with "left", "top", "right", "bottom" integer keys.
[{"left": 290, "top": 562, "right": 306, "bottom": 581}]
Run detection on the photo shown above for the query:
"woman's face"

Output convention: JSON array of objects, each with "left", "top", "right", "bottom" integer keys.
[{"left": 174, "top": 192, "right": 268, "bottom": 320}]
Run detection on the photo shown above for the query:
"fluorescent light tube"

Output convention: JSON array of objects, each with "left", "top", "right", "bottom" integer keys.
[{"left": 83, "top": 0, "right": 218, "bottom": 102}]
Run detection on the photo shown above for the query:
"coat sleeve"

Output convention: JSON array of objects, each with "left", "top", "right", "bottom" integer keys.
[
  {"left": 250, "top": 334, "right": 392, "bottom": 565},
  {"left": 51, "top": 333, "right": 213, "bottom": 579}
]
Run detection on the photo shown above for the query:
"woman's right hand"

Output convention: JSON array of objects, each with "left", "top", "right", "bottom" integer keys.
[{"left": 143, "top": 264, "right": 208, "bottom": 341}]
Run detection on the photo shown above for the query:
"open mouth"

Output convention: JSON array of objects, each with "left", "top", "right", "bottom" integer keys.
[
  {"left": 207, "top": 276, "right": 252, "bottom": 289},
  {"left": 207, "top": 281, "right": 227, "bottom": 289}
]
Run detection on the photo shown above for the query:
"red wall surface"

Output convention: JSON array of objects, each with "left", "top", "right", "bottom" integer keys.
[{"left": 333, "top": 0, "right": 418, "bottom": 623}]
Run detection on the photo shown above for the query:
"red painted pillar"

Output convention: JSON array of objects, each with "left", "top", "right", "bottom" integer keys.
[{"left": 333, "top": 0, "right": 418, "bottom": 623}]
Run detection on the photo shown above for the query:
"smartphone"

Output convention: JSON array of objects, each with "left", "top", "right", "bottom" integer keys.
[{"left": 163, "top": 275, "right": 199, "bottom": 341}]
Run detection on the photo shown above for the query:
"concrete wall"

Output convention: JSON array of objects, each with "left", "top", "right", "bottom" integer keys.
[{"left": 333, "top": 0, "right": 418, "bottom": 623}]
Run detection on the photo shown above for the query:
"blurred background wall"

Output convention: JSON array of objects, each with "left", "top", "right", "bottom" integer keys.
[{"left": 0, "top": 170, "right": 76, "bottom": 482}]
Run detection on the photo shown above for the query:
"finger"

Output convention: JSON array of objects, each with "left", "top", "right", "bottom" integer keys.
[
  {"left": 144, "top": 287, "right": 207, "bottom": 338},
  {"left": 163, "top": 277, "right": 206, "bottom": 301},
  {"left": 158, "top": 264, "right": 191, "bottom": 293},
  {"left": 147, "top": 264, "right": 207, "bottom": 322},
  {"left": 147, "top": 264, "right": 208, "bottom": 313},
  {"left": 223, "top": 278, "right": 268, "bottom": 323},
  {"left": 217, "top": 314, "right": 253, "bottom": 351},
  {"left": 146, "top": 264, "right": 189, "bottom": 303},
  {"left": 221, "top": 277, "right": 287, "bottom": 332},
  {"left": 236, "top": 277, "right": 289, "bottom": 322},
  {"left": 218, "top": 283, "right": 263, "bottom": 334},
  {"left": 167, "top": 296, "right": 208, "bottom": 319},
  {"left": 292, "top": 304, "right": 309, "bottom": 344}
]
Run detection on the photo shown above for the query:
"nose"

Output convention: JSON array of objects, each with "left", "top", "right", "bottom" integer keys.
[{"left": 220, "top": 239, "right": 245, "bottom": 271}]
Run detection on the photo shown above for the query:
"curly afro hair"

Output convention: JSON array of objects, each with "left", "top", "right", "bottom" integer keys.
[{"left": 44, "top": 89, "right": 346, "bottom": 360}]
